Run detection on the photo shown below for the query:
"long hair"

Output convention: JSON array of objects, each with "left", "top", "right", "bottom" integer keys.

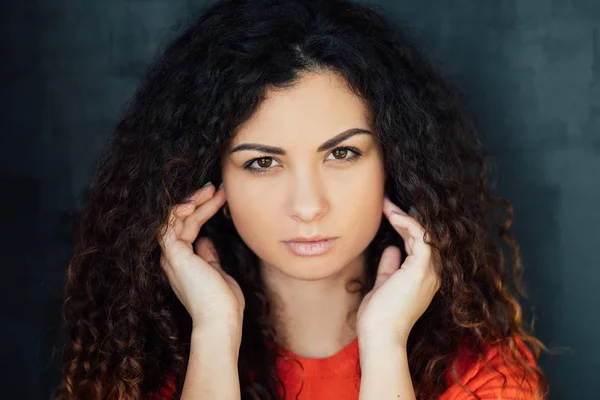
[{"left": 53, "top": 0, "right": 549, "bottom": 398}]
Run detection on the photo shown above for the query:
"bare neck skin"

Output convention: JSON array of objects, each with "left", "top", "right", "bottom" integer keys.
[{"left": 260, "top": 251, "right": 367, "bottom": 359}]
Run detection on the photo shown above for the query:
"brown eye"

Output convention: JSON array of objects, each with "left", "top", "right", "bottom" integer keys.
[
  {"left": 244, "top": 156, "right": 281, "bottom": 173},
  {"left": 325, "top": 147, "right": 362, "bottom": 163},
  {"left": 332, "top": 148, "right": 348, "bottom": 159},
  {"left": 257, "top": 157, "right": 273, "bottom": 167}
]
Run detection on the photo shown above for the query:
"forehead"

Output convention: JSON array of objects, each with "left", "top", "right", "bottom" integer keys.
[{"left": 232, "top": 72, "right": 370, "bottom": 145}]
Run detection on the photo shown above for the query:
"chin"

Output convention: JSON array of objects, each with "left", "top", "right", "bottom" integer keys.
[
  {"left": 279, "top": 261, "right": 347, "bottom": 281},
  {"left": 273, "top": 245, "right": 361, "bottom": 281}
]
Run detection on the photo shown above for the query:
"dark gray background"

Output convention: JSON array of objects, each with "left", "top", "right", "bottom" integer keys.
[{"left": 1, "top": 0, "right": 598, "bottom": 399}]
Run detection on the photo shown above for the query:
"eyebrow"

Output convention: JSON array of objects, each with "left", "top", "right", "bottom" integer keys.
[{"left": 229, "top": 128, "right": 372, "bottom": 155}]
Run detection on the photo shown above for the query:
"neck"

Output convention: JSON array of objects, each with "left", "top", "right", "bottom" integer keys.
[{"left": 260, "top": 253, "right": 367, "bottom": 359}]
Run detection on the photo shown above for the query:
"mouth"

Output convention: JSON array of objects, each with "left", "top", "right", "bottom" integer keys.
[{"left": 282, "top": 237, "right": 338, "bottom": 256}]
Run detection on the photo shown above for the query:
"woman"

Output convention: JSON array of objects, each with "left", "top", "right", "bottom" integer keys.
[{"left": 54, "top": 0, "right": 549, "bottom": 399}]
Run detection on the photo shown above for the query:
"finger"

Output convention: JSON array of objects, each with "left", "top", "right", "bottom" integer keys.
[
  {"left": 180, "top": 185, "right": 227, "bottom": 243},
  {"left": 373, "top": 246, "right": 402, "bottom": 290},
  {"left": 161, "top": 185, "right": 212, "bottom": 255},
  {"left": 159, "top": 183, "right": 218, "bottom": 262},
  {"left": 383, "top": 198, "right": 429, "bottom": 257},
  {"left": 194, "top": 236, "right": 227, "bottom": 275},
  {"left": 389, "top": 213, "right": 432, "bottom": 258},
  {"left": 382, "top": 197, "right": 412, "bottom": 243},
  {"left": 173, "top": 183, "right": 216, "bottom": 219},
  {"left": 383, "top": 196, "right": 412, "bottom": 220},
  {"left": 159, "top": 210, "right": 183, "bottom": 255},
  {"left": 173, "top": 183, "right": 217, "bottom": 241},
  {"left": 195, "top": 236, "right": 219, "bottom": 264}
]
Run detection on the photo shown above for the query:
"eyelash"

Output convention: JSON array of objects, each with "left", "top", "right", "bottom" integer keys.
[{"left": 242, "top": 146, "right": 363, "bottom": 175}]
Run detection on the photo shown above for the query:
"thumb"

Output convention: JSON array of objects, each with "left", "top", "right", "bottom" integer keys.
[
  {"left": 194, "top": 237, "right": 222, "bottom": 270},
  {"left": 373, "top": 246, "right": 402, "bottom": 290}
]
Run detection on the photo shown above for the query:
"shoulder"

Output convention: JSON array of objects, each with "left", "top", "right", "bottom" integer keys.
[{"left": 442, "top": 336, "right": 540, "bottom": 400}]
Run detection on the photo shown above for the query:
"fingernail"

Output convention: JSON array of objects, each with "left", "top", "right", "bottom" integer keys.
[
  {"left": 184, "top": 199, "right": 195, "bottom": 204},
  {"left": 201, "top": 181, "right": 212, "bottom": 188},
  {"left": 218, "top": 182, "right": 224, "bottom": 189},
  {"left": 391, "top": 209, "right": 401, "bottom": 215}
]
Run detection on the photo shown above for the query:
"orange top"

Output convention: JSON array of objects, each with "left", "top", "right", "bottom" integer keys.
[
  {"left": 152, "top": 336, "right": 539, "bottom": 400},
  {"left": 276, "top": 336, "right": 539, "bottom": 400}
]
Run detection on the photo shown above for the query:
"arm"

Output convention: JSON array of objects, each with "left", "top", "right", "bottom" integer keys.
[
  {"left": 358, "top": 339, "right": 416, "bottom": 400},
  {"left": 181, "top": 326, "right": 242, "bottom": 400}
]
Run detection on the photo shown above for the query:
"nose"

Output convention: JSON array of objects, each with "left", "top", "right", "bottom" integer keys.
[{"left": 288, "top": 169, "right": 329, "bottom": 223}]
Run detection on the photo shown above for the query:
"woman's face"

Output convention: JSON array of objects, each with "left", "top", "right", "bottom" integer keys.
[{"left": 221, "top": 71, "right": 386, "bottom": 281}]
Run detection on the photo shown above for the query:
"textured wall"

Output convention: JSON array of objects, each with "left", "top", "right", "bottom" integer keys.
[{"left": 1, "top": 0, "right": 598, "bottom": 398}]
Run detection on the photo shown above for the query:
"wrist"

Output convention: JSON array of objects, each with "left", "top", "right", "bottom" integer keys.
[
  {"left": 192, "top": 324, "right": 242, "bottom": 356},
  {"left": 358, "top": 335, "right": 407, "bottom": 359},
  {"left": 192, "top": 312, "right": 243, "bottom": 334},
  {"left": 358, "top": 330, "right": 408, "bottom": 347},
  {"left": 359, "top": 339, "right": 409, "bottom": 370}
]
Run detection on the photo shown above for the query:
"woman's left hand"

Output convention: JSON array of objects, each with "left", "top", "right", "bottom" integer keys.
[{"left": 356, "top": 196, "right": 441, "bottom": 348}]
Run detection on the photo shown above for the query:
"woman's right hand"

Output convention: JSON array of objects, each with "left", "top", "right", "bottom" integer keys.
[{"left": 158, "top": 182, "right": 245, "bottom": 332}]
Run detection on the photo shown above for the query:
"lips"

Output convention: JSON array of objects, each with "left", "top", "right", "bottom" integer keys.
[
  {"left": 285, "top": 235, "right": 332, "bottom": 242},
  {"left": 282, "top": 237, "right": 338, "bottom": 256}
]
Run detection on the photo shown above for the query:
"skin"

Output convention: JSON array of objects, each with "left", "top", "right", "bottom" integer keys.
[
  {"left": 220, "top": 70, "right": 386, "bottom": 358},
  {"left": 164, "top": 70, "right": 440, "bottom": 398}
]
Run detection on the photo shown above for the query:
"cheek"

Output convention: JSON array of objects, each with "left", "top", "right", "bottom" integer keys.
[
  {"left": 334, "top": 160, "right": 385, "bottom": 243},
  {"left": 339, "top": 185, "right": 383, "bottom": 244},
  {"left": 225, "top": 183, "right": 281, "bottom": 251}
]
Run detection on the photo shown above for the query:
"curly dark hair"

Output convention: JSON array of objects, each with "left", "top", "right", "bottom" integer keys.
[{"left": 52, "top": 0, "right": 550, "bottom": 399}]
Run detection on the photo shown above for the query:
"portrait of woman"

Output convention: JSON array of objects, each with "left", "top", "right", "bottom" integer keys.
[{"left": 52, "top": 0, "right": 549, "bottom": 398}]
